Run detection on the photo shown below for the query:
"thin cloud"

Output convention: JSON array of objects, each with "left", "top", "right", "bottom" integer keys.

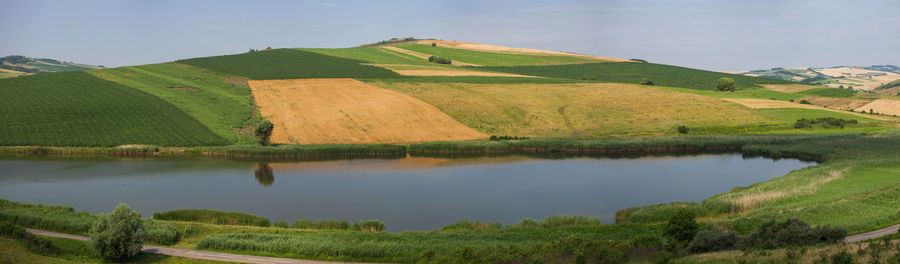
[{"left": 318, "top": 2, "right": 336, "bottom": 8}]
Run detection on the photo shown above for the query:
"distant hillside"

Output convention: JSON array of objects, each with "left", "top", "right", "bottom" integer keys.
[
  {"left": 0, "top": 55, "right": 103, "bottom": 78},
  {"left": 737, "top": 65, "right": 900, "bottom": 90}
]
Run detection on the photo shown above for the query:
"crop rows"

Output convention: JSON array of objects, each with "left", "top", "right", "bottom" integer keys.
[
  {"left": 177, "top": 49, "right": 400, "bottom": 80},
  {"left": 0, "top": 72, "right": 228, "bottom": 146}
]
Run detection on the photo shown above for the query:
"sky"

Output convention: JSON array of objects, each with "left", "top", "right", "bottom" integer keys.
[{"left": 1, "top": 0, "right": 898, "bottom": 71}]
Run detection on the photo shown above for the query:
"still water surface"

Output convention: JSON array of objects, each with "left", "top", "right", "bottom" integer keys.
[{"left": 0, "top": 154, "right": 812, "bottom": 231}]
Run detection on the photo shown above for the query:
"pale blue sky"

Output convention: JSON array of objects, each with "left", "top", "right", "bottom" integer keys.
[{"left": 2, "top": 0, "right": 898, "bottom": 70}]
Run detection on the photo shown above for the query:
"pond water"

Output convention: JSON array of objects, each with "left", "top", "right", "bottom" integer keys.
[{"left": 0, "top": 154, "right": 813, "bottom": 232}]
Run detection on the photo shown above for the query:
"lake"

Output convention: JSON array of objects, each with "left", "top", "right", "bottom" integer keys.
[{"left": 0, "top": 154, "right": 813, "bottom": 231}]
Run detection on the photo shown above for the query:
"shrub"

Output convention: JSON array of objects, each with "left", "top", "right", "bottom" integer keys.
[
  {"left": 89, "top": 204, "right": 145, "bottom": 261},
  {"left": 677, "top": 125, "right": 689, "bottom": 134},
  {"left": 664, "top": 208, "right": 698, "bottom": 243},
  {"left": 739, "top": 219, "right": 846, "bottom": 250},
  {"left": 489, "top": 135, "right": 530, "bottom": 141},
  {"left": 716, "top": 77, "right": 736, "bottom": 92},
  {"left": 143, "top": 219, "right": 179, "bottom": 245},
  {"left": 153, "top": 209, "right": 270, "bottom": 227},
  {"left": 794, "top": 118, "right": 858, "bottom": 129},
  {"left": 830, "top": 250, "right": 855, "bottom": 264},
  {"left": 431, "top": 42, "right": 436, "bottom": 47},
  {"left": 427, "top": 56, "right": 452, "bottom": 64},
  {"left": 0, "top": 221, "right": 25, "bottom": 238},
  {"left": 290, "top": 220, "right": 349, "bottom": 230},
  {"left": 799, "top": 99, "right": 812, "bottom": 104},
  {"left": 640, "top": 78, "right": 655, "bottom": 85},
  {"left": 255, "top": 120, "right": 274, "bottom": 146},
  {"left": 687, "top": 230, "right": 737, "bottom": 253},
  {"left": 352, "top": 220, "right": 385, "bottom": 232},
  {"left": 182, "top": 224, "right": 198, "bottom": 237}
]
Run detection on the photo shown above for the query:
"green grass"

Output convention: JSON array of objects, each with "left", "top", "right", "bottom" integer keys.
[
  {"left": 177, "top": 49, "right": 400, "bottom": 80},
  {"left": 798, "top": 87, "right": 857, "bottom": 97},
  {"left": 0, "top": 72, "right": 227, "bottom": 147},
  {"left": 480, "top": 62, "right": 794, "bottom": 90},
  {"left": 152, "top": 209, "right": 270, "bottom": 227},
  {"left": 184, "top": 144, "right": 407, "bottom": 160},
  {"left": 0, "top": 236, "right": 225, "bottom": 263},
  {"left": 0, "top": 199, "right": 96, "bottom": 235},
  {"left": 397, "top": 43, "right": 608, "bottom": 66},
  {"left": 91, "top": 63, "right": 257, "bottom": 144},
  {"left": 301, "top": 47, "right": 428, "bottom": 65},
  {"left": 734, "top": 89, "right": 800, "bottom": 101}
]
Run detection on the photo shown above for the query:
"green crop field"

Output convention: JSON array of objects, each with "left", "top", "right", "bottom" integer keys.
[
  {"left": 177, "top": 49, "right": 400, "bottom": 80},
  {"left": 91, "top": 63, "right": 258, "bottom": 144},
  {"left": 481, "top": 62, "right": 794, "bottom": 90},
  {"left": 0, "top": 71, "right": 227, "bottom": 147},
  {"left": 797, "top": 87, "right": 857, "bottom": 97},
  {"left": 301, "top": 47, "right": 429, "bottom": 65},
  {"left": 397, "top": 43, "right": 610, "bottom": 66}
]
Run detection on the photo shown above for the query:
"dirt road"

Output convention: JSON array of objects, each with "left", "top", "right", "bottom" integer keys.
[{"left": 25, "top": 228, "right": 376, "bottom": 264}]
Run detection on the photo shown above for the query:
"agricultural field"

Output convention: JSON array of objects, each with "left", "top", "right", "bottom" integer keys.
[
  {"left": 856, "top": 99, "right": 900, "bottom": 116},
  {"left": 301, "top": 47, "right": 428, "bottom": 65},
  {"left": 421, "top": 40, "right": 626, "bottom": 61},
  {"left": 177, "top": 49, "right": 399, "bottom": 80},
  {"left": 0, "top": 68, "right": 26, "bottom": 79},
  {"left": 0, "top": 71, "right": 228, "bottom": 146},
  {"left": 370, "top": 63, "right": 538, "bottom": 77},
  {"left": 369, "top": 81, "right": 885, "bottom": 138},
  {"left": 249, "top": 78, "right": 487, "bottom": 144},
  {"left": 395, "top": 43, "right": 617, "bottom": 66},
  {"left": 90, "top": 63, "right": 258, "bottom": 144},
  {"left": 738, "top": 65, "right": 900, "bottom": 90},
  {"left": 0, "top": 55, "right": 102, "bottom": 75},
  {"left": 480, "top": 62, "right": 794, "bottom": 90}
]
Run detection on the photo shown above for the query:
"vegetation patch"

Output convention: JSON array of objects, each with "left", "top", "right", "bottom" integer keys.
[
  {"left": 793, "top": 117, "right": 858, "bottom": 129},
  {"left": 152, "top": 209, "right": 271, "bottom": 227},
  {"left": 397, "top": 43, "right": 613, "bottom": 66},
  {"left": 177, "top": 49, "right": 399, "bottom": 80},
  {"left": 0, "top": 71, "right": 228, "bottom": 147}
]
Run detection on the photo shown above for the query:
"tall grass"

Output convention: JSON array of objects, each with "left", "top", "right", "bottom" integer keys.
[
  {"left": 290, "top": 220, "right": 349, "bottom": 230},
  {"left": 0, "top": 199, "right": 96, "bottom": 234},
  {"left": 185, "top": 143, "right": 407, "bottom": 160},
  {"left": 152, "top": 209, "right": 270, "bottom": 227}
]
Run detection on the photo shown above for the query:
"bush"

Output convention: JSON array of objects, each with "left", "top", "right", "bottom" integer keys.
[
  {"left": 793, "top": 117, "right": 858, "bottom": 129},
  {"left": 183, "top": 224, "right": 198, "bottom": 237},
  {"left": 352, "top": 220, "right": 385, "bottom": 232},
  {"left": 799, "top": 99, "right": 812, "bottom": 104},
  {"left": 0, "top": 221, "right": 25, "bottom": 238},
  {"left": 489, "top": 135, "right": 529, "bottom": 141},
  {"left": 153, "top": 209, "right": 270, "bottom": 227},
  {"left": 687, "top": 230, "right": 737, "bottom": 253},
  {"left": 427, "top": 56, "right": 452, "bottom": 64},
  {"left": 716, "top": 77, "right": 736, "bottom": 92},
  {"left": 677, "top": 125, "right": 689, "bottom": 134},
  {"left": 830, "top": 250, "right": 855, "bottom": 264},
  {"left": 664, "top": 208, "right": 698, "bottom": 243},
  {"left": 739, "top": 219, "right": 846, "bottom": 250},
  {"left": 431, "top": 42, "right": 436, "bottom": 47},
  {"left": 640, "top": 78, "right": 655, "bottom": 85},
  {"left": 255, "top": 120, "right": 274, "bottom": 146},
  {"left": 291, "top": 220, "right": 349, "bottom": 230},
  {"left": 89, "top": 204, "right": 145, "bottom": 261},
  {"left": 143, "top": 219, "right": 179, "bottom": 245}
]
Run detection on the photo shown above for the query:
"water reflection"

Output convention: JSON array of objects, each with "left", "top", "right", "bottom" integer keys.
[{"left": 254, "top": 163, "right": 274, "bottom": 186}]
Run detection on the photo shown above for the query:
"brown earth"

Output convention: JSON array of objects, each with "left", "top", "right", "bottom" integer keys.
[
  {"left": 800, "top": 96, "right": 873, "bottom": 110},
  {"left": 418, "top": 40, "right": 628, "bottom": 62},
  {"left": 248, "top": 78, "right": 487, "bottom": 144},
  {"left": 381, "top": 46, "right": 480, "bottom": 66},
  {"left": 760, "top": 84, "right": 822, "bottom": 93},
  {"left": 855, "top": 99, "right": 900, "bottom": 116}
]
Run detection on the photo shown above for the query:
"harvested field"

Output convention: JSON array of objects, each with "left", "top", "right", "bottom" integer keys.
[
  {"left": 373, "top": 82, "right": 778, "bottom": 137},
  {"left": 418, "top": 40, "right": 627, "bottom": 62},
  {"left": 248, "top": 78, "right": 487, "bottom": 144},
  {"left": 393, "top": 70, "right": 536, "bottom": 77},
  {"left": 855, "top": 99, "right": 900, "bottom": 116},
  {"left": 760, "top": 84, "right": 821, "bottom": 93},
  {"left": 724, "top": 98, "right": 893, "bottom": 121},
  {"left": 800, "top": 96, "right": 872, "bottom": 110},
  {"left": 381, "top": 46, "right": 479, "bottom": 66}
]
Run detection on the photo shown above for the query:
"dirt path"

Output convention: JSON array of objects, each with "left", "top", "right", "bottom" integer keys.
[
  {"left": 844, "top": 224, "right": 900, "bottom": 243},
  {"left": 381, "top": 46, "right": 480, "bottom": 66},
  {"left": 25, "top": 228, "right": 376, "bottom": 264}
]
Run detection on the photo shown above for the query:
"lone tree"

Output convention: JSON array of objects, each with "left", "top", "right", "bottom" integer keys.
[
  {"left": 664, "top": 208, "right": 698, "bottom": 244},
  {"left": 89, "top": 204, "right": 146, "bottom": 261},
  {"left": 431, "top": 42, "right": 436, "bottom": 47},
  {"left": 716, "top": 77, "right": 736, "bottom": 92},
  {"left": 255, "top": 120, "right": 274, "bottom": 146}
]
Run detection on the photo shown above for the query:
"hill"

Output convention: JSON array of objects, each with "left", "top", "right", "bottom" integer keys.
[
  {"left": 738, "top": 65, "right": 900, "bottom": 90},
  {"left": 0, "top": 55, "right": 102, "bottom": 78},
  {"left": 0, "top": 39, "right": 894, "bottom": 147}
]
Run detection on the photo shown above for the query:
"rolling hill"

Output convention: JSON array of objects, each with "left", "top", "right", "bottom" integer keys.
[
  {"left": 737, "top": 65, "right": 900, "bottom": 90},
  {"left": 0, "top": 55, "right": 103, "bottom": 78},
  {"left": 0, "top": 39, "right": 895, "bottom": 147}
]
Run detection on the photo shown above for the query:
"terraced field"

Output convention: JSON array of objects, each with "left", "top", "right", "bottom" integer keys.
[{"left": 0, "top": 72, "right": 227, "bottom": 146}]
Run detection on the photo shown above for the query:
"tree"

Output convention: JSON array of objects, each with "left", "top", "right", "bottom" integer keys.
[
  {"left": 431, "top": 42, "right": 436, "bottom": 47},
  {"left": 664, "top": 208, "right": 698, "bottom": 243},
  {"left": 255, "top": 120, "right": 274, "bottom": 146},
  {"left": 89, "top": 204, "right": 145, "bottom": 261},
  {"left": 716, "top": 77, "right": 736, "bottom": 92},
  {"left": 640, "top": 78, "right": 654, "bottom": 85}
]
